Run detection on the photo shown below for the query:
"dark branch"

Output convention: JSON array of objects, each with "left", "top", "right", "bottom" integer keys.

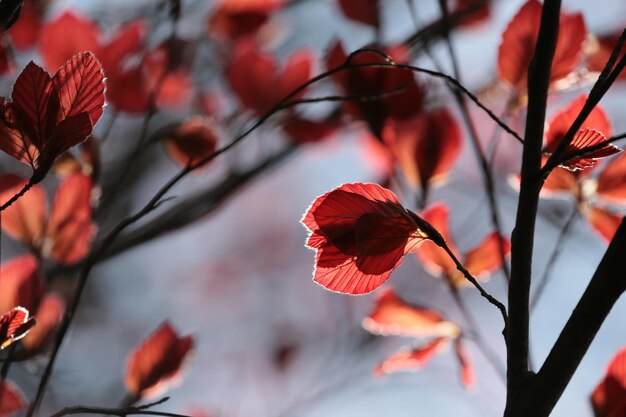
[
  {"left": 510, "top": 218, "right": 626, "bottom": 417},
  {"left": 505, "top": 0, "right": 562, "bottom": 413}
]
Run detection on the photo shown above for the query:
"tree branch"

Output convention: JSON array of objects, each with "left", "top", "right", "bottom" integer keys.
[
  {"left": 510, "top": 217, "right": 626, "bottom": 417},
  {"left": 505, "top": 0, "right": 562, "bottom": 413}
]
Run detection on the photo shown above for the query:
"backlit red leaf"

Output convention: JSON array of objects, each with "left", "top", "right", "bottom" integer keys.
[
  {"left": 11, "top": 61, "right": 55, "bottom": 150},
  {"left": 374, "top": 337, "right": 449, "bottom": 377},
  {"left": 0, "top": 101, "right": 35, "bottom": 165},
  {"left": 0, "top": 175, "right": 46, "bottom": 245},
  {"left": 38, "top": 11, "right": 149, "bottom": 114},
  {"left": 8, "top": 0, "right": 44, "bottom": 50},
  {"left": 46, "top": 173, "right": 94, "bottom": 264},
  {"left": 362, "top": 288, "right": 461, "bottom": 338},
  {"left": 302, "top": 183, "right": 427, "bottom": 294},
  {"left": 597, "top": 154, "right": 626, "bottom": 203},
  {"left": 21, "top": 294, "right": 64, "bottom": 354},
  {"left": 163, "top": 117, "right": 218, "bottom": 167},
  {"left": 541, "top": 165, "right": 579, "bottom": 196},
  {"left": 497, "top": 0, "right": 586, "bottom": 91},
  {"left": 383, "top": 109, "right": 462, "bottom": 192},
  {"left": 106, "top": 69, "right": 151, "bottom": 113},
  {"left": 0, "top": 381, "right": 25, "bottom": 417},
  {"left": 585, "top": 206, "right": 622, "bottom": 243},
  {"left": 337, "top": 0, "right": 379, "bottom": 28},
  {"left": 125, "top": 321, "right": 194, "bottom": 398},
  {"left": 97, "top": 21, "right": 145, "bottom": 72},
  {"left": 453, "top": 0, "right": 491, "bottom": 27},
  {"left": 227, "top": 41, "right": 313, "bottom": 115},
  {"left": 47, "top": 112, "right": 94, "bottom": 159},
  {"left": 38, "top": 11, "right": 100, "bottom": 72},
  {"left": 463, "top": 232, "right": 510, "bottom": 279},
  {"left": 544, "top": 95, "right": 612, "bottom": 154},
  {"left": 219, "top": 0, "right": 284, "bottom": 12},
  {"left": 0, "top": 254, "right": 43, "bottom": 315},
  {"left": 587, "top": 33, "right": 626, "bottom": 81},
  {"left": 143, "top": 40, "right": 194, "bottom": 109},
  {"left": 53, "top": 51, "right": 106, "bottom": 125},
  {"left": 207, "top": 7, "right": 269, "bottom": 42},
  {"left": 558, "top": 129, "right": 620, "bottom": 172},
  {"left": 281, "top": 115, "right": 340, "bottom": 144},
  {"left": 326, "top": 41, "right": 424, "bottom": 137},
  {"left": 592, "top": 347, "right": 626, "bottom": 417},
  {"left": 0, "top": 307, "right": 35, "bottom": 350},
  {"left": 454, "top": 338, "right": 475, "bottom": 389},
  {"left": 0, "top": 54, "right": 105, "bottom": 172}
]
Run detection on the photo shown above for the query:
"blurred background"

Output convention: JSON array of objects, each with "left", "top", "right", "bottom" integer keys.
[{"left": 2, "top": 0, "right": 626, "bottom": 416}]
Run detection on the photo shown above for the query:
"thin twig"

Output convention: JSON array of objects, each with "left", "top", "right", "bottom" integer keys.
[
  {"left": 447, "top": 284, "right": 506, "bottom": 382},
  {"left": 436, "top": 0, "right": 511, "bottom": 284},
  {"left": 49, "top": 406, "right": 190, "bottom": 417},
  {"left": 0, "top": 178, "right": 34, "bottom": 212},
  {"left": 440, "top": 243, "right": 508, "bottom": 327}
]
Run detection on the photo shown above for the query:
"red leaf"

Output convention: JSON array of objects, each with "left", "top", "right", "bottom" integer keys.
[
  {"left": 8, "top": 0, "right": 44, "bottom": 51},
  {"left": 0, "top": 174, "right": 46, "bottom": 245},
  {"left": 227, "top": 41, "right": 313, "bottom": 115},
  {"left": 42, "top": 112, "right": 94, "bottom": 167},
  {"left": 0, "top": 381, "right": 25, "bottom": 417},
  {"left": 22, "top": 293, "right": 64, "bottom": 354},
  {"left": 0, "top": 101, "right": 35, "bottom": 165},
  {"left": 207, "top": 7, "right": 269, "bottom": 42},
  {"left": 383, "top": 109, "right": 462, "bottom": 192},
  {"left": 374, "top": 337, "right": 449, "bottom": 377},
  {"left": 143, "top": 40, "right": 195, "bottom": 109},
  {"left": 125, "top": 321, "right": 194, "bottom": 398},
  {"left": 463, "top": 232, "right": 510, "bottom": 279},
  {"left": 558, "top": 129, "right": 621, "bottom": 172},
  {"left": 53, "top": 51, "right": 106, "bottom": 126},
  {"left": 38, "top": 11, "right": 100, "bottom": 72},
  {"left": 46, "top": 173, "right": 95, "bottom": 264},
  {"left": 11, "top": 61, "right": 55, "bottom": 150},
  {"left": 587, "top": 33, "right": 626, "bottom": 81},
  {"left": 53, "top": 137, "right": 101, "bottom": 181},
  {"left": 98, "top": 21, "right": 146, "bottom": 72},
  {"left": 545, "top": 95, "right": 612, "bottom": 153},
  {"left": 163, "top": 117, "right": 218, "bottom": 167},
  {"left": 326, "top": 41, "right": 424, "bottom": 137},
  {"left": 592, "top": 347, "right": 626, "bottom": 417},
  {"left": 597, "top": 154, "right": 626, "bottom": 203},
  {"left": 281, "top": 115, "right": 340, "bottom": 144},
  {"left": 337, "top": 0, "right": 379, "bottom": 28},
  {"left": 0, "top": 254, "right": 43, "bottom": 315},
  {"left": 0, "top": 307, "right": 35, "bottom": 350},
  {"left": 497, "top": 0, "right": 586, "bottom": 91},
  {"left": 106, "top": 68, "right": 151, "bottom": 113},
  {"left": 218, "top": 0, "right": 284, "bottom": 13},
  {"left": 541, "top": 166, "right": 579, "bottom": 196},
  {"left": 0, "top": 55, "right": 105, "bottom": 171},
  {"left": 416, "top": 203, "right": 458, "bottom": 278},
  {"left": 302, "top": 183, "right": 427, "bottom": 294},
  {"left": 453, "top": 0, "right": 491, "bottom": 27},
  {"left": 454, "top": 339, "right": 475, "bottom": 389},
  {"left": 585, "top": 206, "right": 622, "bottom": 243},
  {"left": 362, "top": 288, "right": 461, "bottom": 338},
  {"left": 38, "top": 11, "right": 149, "bottom": 114}
]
